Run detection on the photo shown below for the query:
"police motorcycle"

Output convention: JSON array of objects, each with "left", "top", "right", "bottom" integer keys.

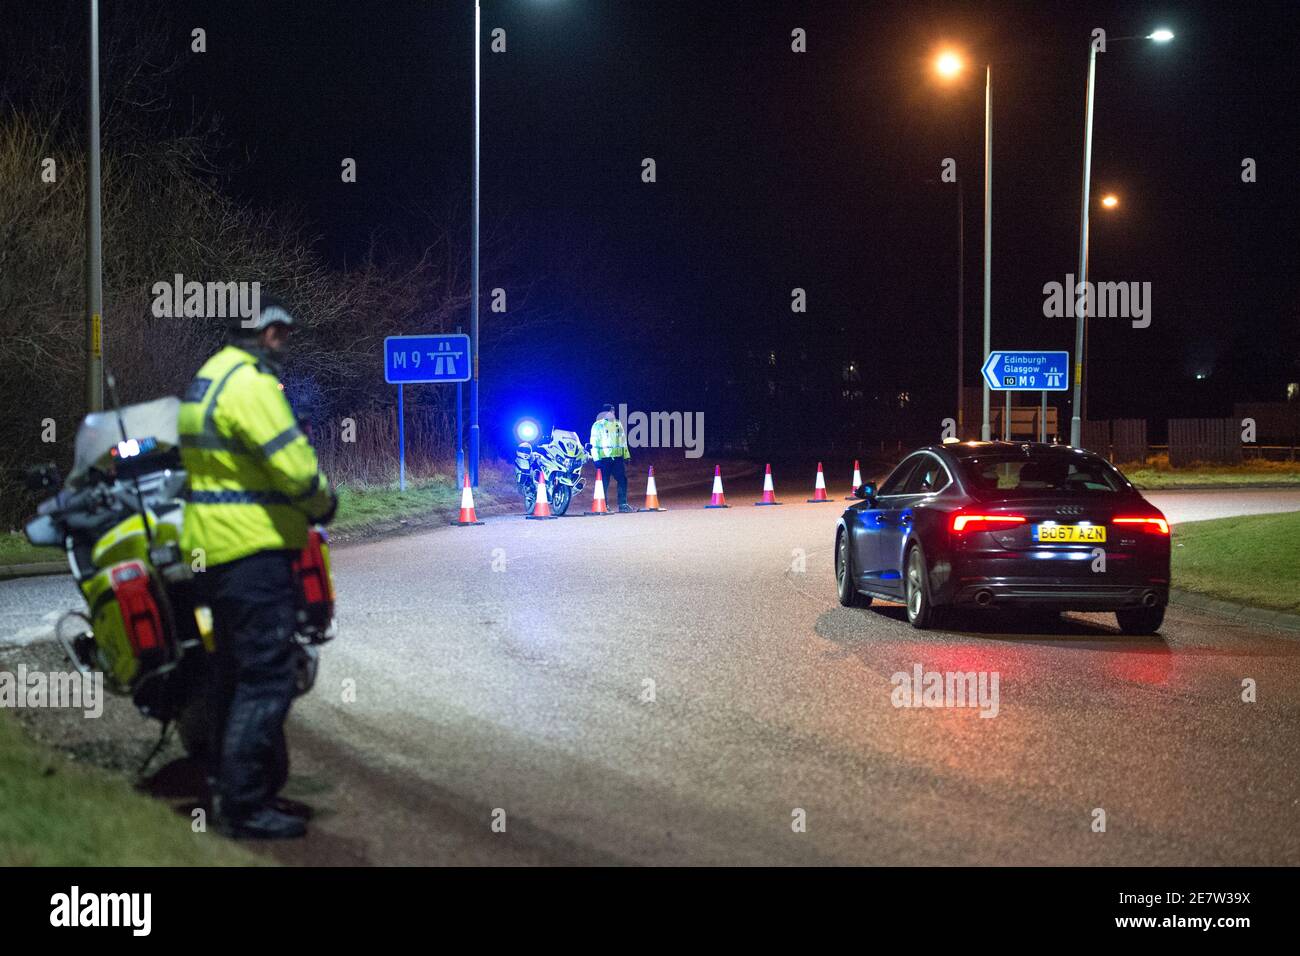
[
  {"left": 22, "top": 386, "right": 336, "bottom": 764},
  {"left": 514, "top": 428, "right": 589, "bottom": 516}
]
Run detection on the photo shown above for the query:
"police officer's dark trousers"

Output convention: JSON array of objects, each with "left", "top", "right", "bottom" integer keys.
[
  {"left": 203, "top": 549, "right": 299, "bottom": 821},
  {"left": 596, "top": 457, "right": 629, "bottom": 508}
]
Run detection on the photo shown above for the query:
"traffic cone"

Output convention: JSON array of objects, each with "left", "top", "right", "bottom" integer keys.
[
  {"left": 587, "top": 468, "right": 610, "bottom": 515},
  {"left": 526, "top": 470, "right": 557, "bottom": 520},
  {"left": 754, "top": 463, "right": 782, "bottom": 506},
  {"left": 639, "top": 466, "right": 666, "bottom": 512},
  {"left": 705, "top": 465, "right": 730, "bottom": 508},
  {"left": 806, "top": 462, "right": 832, "bottom": 502},
  {"left": 454, "top": 472, "right": 484, "bottom": 525},
  {"left": 845, "top": 459, "right": 863, "bottom": 500}
]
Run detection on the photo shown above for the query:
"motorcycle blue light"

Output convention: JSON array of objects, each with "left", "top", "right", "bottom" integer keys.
[{"left": 515, "top": 419, "right": 540, "bottom": 443}]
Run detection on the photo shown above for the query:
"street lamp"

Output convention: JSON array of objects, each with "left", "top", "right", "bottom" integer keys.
[
  {"left": 467, "top": 1, "right": 564, "bottom": 485},
  {"left": 935, "top": 52, "right": 963, "bottom": 79},
  {"left": 469, "top": 0, "right": 483, "bottom": 486},
  {"left": 1069, "top": 28, "right": 1173, "bottom": 448},
  {"left": 934, "top": 50, "right": 994, "bottom": 441},
  {"left": 85, "top": 0, "right": 104, "bottom": 413},
  {"left": 1100, "top": 193, "right": 1119, "bottom": 208}
]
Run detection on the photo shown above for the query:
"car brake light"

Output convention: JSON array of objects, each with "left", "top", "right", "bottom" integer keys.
[
  {"left": 951, "top": 514, "right": 1027, "bottom": 533},
  {"left": 1113, "top": 516, "right": 1170, "bottom": 535}
]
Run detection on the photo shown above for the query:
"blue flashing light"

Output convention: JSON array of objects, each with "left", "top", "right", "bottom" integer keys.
[{"left": 515, "top": 418, "right": 540, "bottom": 443}]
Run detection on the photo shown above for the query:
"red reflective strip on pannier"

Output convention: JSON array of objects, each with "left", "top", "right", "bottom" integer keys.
[
  {"left": 293, "top": 530, "right": 331, "bottom": 610},
  {"left": 110, "top": 562, "right": 163, "bottom": 653}
]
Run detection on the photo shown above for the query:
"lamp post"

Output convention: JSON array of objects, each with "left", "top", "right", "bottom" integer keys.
[
  {"left": 85, "top": 0, "right": 104, "bottom": 413},
  {"left": 935, "top": 51, "right": 993, "bottom": 441},
  {"left": 1069, "top": 29, "right": 1173, "bottom": 448},
  {"left": 957, "top": 177, "right": 964, "bottom": 436},
  {"left": 982, "top": 63, "right": 991, "bottom": 442},
  {"left": 469, "top": 0, "right": 482, "bottom": 486}
]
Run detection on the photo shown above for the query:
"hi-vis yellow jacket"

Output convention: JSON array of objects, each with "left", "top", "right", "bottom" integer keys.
[
  {"left": 178, "top": 346, "right": 332, "bottom": 567},
  {"left": 589, "top": 417, "right": 631, "bottom": 461}
]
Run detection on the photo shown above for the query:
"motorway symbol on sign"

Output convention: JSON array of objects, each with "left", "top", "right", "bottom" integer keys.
[
  {"left": 981, "top": 350, "right": 1070, "bottom": 391},
  {"left": 384, "top": 334, "right": 471, "bottom": 384}
]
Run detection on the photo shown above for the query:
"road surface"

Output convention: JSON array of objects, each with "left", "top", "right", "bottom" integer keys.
[{"left": 3, "top": 481, "right": 1299, "bottom": 864}]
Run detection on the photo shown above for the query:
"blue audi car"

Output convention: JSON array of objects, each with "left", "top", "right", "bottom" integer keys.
[{"left": 835, "top": 441, "right": 1171, "bottom": 633}]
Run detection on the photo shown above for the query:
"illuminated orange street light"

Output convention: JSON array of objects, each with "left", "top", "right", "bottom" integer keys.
[
  {"left": 935, "top": 50, "right": 964, "bottom": 79},
  {"left": 1101, "top": 194, "right": 1119, "bottom": 208},
  {"left": 933, "top": 45, "right": 995, "bottom": 438}
]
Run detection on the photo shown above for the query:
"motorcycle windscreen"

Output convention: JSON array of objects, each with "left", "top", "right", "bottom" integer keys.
[
  {"left": 548, "top": 429, "right": 584, "bottom": 458},
  {"left": 68, "top": 396, "right": 181, "bottom": 488}
]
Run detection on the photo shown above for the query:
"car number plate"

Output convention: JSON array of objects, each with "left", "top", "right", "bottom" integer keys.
[{"left": 1033, "top": 523, "right": 1106, "bottom": 543}]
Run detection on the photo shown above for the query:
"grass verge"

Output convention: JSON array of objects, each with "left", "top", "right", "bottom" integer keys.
[
  {"left": 330, "top": 470, "right": 516, "bottom": 539},
  {"left": 0, "top": 532, "right": 59, "bottom": 568},
  {"left": 0, "top": 711, "right": 263, "bottom": 865},
  {"left": 332, "top": 475, "right": 465, "bottom": 534},
  {"left": 1124, "top": 457, "right": 1300, "bottom": 489},
  {"left": 1172, "top": 511, "right": 1300, "bottom": 613}
]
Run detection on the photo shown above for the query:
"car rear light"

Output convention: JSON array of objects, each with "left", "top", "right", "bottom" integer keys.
[
  {"left": 951, "top": 513, "right": 1027, "bottom": 533},
  {"left": 1113, "top": 516, "right": 1170, "bottom": 535}
]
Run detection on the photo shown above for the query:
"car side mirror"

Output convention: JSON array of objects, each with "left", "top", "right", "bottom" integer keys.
[{"left": 854, "top": 482, "right": 877, "bottom": 503}]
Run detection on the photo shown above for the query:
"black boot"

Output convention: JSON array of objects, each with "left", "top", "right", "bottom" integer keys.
[{"left": 217, "top": 806, "right": 307, "bottom": 840}]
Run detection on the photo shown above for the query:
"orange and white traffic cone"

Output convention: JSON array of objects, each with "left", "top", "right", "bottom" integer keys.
[
  {"left": 754, "top": 463, "right": 782, "bottom": 506},
  {"left": 845, "top": 459, "right": 863, "bottom": 500},
  {"left": 705, "top": 465, "right": 730, "bottom": 508},
  {"left": 639, "top": 466, "right": 666, "bottom": 512},
  {"left": 587, "top": 468, "right": 610, "bottom": 515},
  {"left": 454, "top": 472, "right": 484, "bottom": 525},
  {"left": 526, "top": 471, "right": 557, "bottom": 520},
  {"left": 806, "top": 462, "right": 832, "bottom": 502}
]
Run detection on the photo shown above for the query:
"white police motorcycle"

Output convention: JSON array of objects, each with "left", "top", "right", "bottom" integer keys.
[{"left": 514, "top": 429, "right": 588, "bottom": 516}]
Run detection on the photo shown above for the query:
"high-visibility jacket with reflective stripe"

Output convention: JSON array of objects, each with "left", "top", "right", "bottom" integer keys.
[
  {"left": 589, "top": 417, "right": 630, "bottom": 461},
  {"left": 178, "top": 345, "right": 332, "bottom": 567}
]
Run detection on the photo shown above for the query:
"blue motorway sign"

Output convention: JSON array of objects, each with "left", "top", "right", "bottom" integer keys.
[
  {"left": 981, "top": 350, "right": 1070, "bottom": 391},
  {"left": 383, "top": 334, "right": 471, "bottom": 384}
]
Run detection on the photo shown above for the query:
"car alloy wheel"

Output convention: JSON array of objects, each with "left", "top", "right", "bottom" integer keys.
[
  {"left": 836, "top": 528, "right": 870, "bottom": 608},
  {"left": 906, "top": 548, "right": 924, "bottom": 619},
  {"left": 837, "top": 532, "right": 848, "bottom": 589},
  {"left": 905, "top": 545, "right": 940, "bottom": 629}
]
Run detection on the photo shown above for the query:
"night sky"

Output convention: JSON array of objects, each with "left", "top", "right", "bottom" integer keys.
[{"left": 15, "top": 0, "right": 1300, "bottom": 447}]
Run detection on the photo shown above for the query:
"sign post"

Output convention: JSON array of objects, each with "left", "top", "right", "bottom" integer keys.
[
  {"left": 455, "top": 325, "right": 465, "bottom": 488},
  {"left": 384, "top": 334, "right": 472, "bottom": 492},
  {"left": 398, "top": 383, "right": 406, "bottom": 491},
  {"left": 981, "top": 350, "right": 1070, "bottom": 443}
]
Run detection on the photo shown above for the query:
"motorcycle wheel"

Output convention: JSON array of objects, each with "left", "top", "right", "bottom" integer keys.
[
  {"left": 551, "top": 484, "right": 572, "bottom": 516},
  {"left": 521, "top": 480, "right": 537, "bottom": 515}
]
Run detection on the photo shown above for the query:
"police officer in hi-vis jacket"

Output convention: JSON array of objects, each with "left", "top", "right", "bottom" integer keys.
[
  {"left": 178, "top": 296, "right": 336, "bottom": 839},
  {"left": 589, "top": 404, "right": 633, "bottom": 512}
]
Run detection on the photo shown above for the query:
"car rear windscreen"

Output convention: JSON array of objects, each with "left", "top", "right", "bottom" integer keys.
[{"left": 960, "top": 455, "right": 1127, "bottom": 494}]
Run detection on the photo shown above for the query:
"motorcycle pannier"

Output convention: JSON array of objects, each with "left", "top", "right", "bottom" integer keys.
[{"left": 293, "top": 527, "right": 335, "bottom": 637}]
